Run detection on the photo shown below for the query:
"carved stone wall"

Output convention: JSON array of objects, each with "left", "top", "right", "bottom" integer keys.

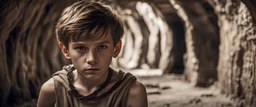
[
  {"left": 208, "top": 0, "right": 256, "bottom": 106},
  {"left": 112, "top": 2, "right": 175, "bottom": 74},
  {"left": 170, "top": 0, "right": 220, "bottom": 87},
  {"left": 0, "top": 0, "right": 74, "bottom": 106},
  {"left": 1, "top": 0, "right": 256, "bottom": 106}
]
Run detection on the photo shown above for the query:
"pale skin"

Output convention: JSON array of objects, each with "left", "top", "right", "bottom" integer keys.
[{"left": 37, "top": 29, "right": 148, "bottom": 107}]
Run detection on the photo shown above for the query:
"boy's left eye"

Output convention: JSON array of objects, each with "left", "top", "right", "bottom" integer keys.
[
  {"left": 74, "top": 46, "right": 87, "bottom": 51},
  {"left": 97, "top": 45, "right": 107, "bottom": 50}
]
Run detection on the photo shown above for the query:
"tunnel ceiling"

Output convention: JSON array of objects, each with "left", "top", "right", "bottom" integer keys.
[
  {"left": 2, "top": 0, "right": 256, "bottom": 107},
  {"left": 116, "top": 0, "right": 219, "bottom": 26},
  {"left": 116, "top": 0, "right": 181, "bottom": 23}
]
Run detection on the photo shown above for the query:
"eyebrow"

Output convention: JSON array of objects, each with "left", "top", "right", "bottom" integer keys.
[
  {"left": 71, "top": 42, "right": 86, "bottom": 45},
  {"left": 96, "top": 40, "right": 111, "bottom": 45},
  {"left": 71, "top": 40, "right": 111, "bottom": 45}
]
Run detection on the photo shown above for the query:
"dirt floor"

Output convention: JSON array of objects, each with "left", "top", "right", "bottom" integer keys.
[{"left": 137, "top": 74, "right": 236, "bottom": 107}]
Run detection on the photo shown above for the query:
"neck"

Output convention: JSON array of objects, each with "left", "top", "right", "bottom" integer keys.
[{"left": 73, "top": 68, "right": 110, "bottom": 92}]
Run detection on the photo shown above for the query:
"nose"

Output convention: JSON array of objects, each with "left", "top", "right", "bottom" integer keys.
[{"left": 86, "top": 50, "right": 98, "bottom": 65}]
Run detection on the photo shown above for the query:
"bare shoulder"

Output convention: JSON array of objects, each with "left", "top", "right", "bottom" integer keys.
[
  {"left": 129, "top": 81, "right": 146, "bottom": 96},
  {"left": 127, "top": 80, "right": 148, "bottom": 107},
  {"left": 37, "top": 78, "right": 56, "bottom": 107}
]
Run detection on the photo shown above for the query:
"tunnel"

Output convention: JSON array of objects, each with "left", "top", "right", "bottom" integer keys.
[{"left": 1, "top": 0, "right": 256, "bottom": 107}]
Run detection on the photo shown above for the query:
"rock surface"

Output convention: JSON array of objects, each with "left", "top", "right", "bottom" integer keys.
[
  {"left": 1, "top": 0, "right": 256, "bottom": 106},
  {"left": 137, "top": 74, "right": 236, "bottom": 107}
]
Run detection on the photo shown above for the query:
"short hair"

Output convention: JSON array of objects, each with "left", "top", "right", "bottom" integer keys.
[{"left": 55, "top": 0, "right": 124, "bottom": 47}]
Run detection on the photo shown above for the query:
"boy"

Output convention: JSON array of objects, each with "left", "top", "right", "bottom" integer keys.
[{"left": 37, "top": 1, "right": 148, "bottom": 107}]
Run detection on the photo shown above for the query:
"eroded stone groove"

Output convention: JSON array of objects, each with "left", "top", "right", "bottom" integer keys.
[
  {"left": 0, "top": 0, "right": 75, "bottom": 106},
  {"left": 208, "top": 0, "right": 256, "bottom": 106},
  {"left": 112, "top": 1, "right": 175, "bottom": 74},
  {"left": 170, "top": 0, "right": 220, "bottom": 87},
  {"left": 1, "top": 0, "right": 256, "bottom": 107}
]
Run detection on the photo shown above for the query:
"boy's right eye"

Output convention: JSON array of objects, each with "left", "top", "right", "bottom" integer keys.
[{"left": 74, "top": 46, "right": 87, "bottom": 51}]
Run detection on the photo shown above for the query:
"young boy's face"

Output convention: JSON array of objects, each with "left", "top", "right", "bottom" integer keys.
[{"left": 60, "top": 29, "right": 121, "bottom": 79}]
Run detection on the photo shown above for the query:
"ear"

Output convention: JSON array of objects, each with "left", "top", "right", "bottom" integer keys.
[
  {"left": 113, "top": 40, "right": 122, "bottom": 58},
  {"left": 59, "top": 42, "right": 71, "bottom": 59}
]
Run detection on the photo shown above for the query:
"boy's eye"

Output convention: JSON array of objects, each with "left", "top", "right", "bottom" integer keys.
[
  {"left": 74, "top": 46, "right": 87, "bottom": 51},
  {"left": 97, "top": 45, "right": 107, "bottom": 50}
]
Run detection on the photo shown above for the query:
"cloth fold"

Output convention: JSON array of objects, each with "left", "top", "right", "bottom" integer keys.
[{"left": 52, "top": 65, "right": 137, "bottom": 107}]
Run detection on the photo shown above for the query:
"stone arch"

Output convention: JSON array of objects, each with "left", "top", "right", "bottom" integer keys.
[{"left": 169, "top": 0, "right": 220, "bottom": 87}]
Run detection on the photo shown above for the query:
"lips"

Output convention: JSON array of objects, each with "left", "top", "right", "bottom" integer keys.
[{"left": 85, "top": 68, "right": 100, "bottom": 72}]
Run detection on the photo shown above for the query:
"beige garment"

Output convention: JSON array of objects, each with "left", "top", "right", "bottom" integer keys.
[{"left": 52, "top": 66, "right": 136, "bottom": 107}]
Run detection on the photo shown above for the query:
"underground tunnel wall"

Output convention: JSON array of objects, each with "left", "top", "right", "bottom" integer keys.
[
  {"left": 0, "top": 0, "right": 256, "bottom": 107},
  {"left": 208, "top": 0, "right": 256, "bottom": 106}
]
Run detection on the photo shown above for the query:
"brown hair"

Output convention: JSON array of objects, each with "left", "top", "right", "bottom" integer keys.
[{"left": 55, "top": 1, "right": 124, "bottom": 47}]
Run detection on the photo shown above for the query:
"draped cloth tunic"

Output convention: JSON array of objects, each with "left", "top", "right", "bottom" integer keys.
[{"left": 52, "top": 65, "right": 136, "bottom": 107}]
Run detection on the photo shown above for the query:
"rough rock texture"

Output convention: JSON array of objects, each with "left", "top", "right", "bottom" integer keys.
[
  {"left": 139, "top": 74, "right": 235, "bottom": 107},
  {"left": 207, "top": 0, "right": 256, "bottom": 106},
  {"left": 0, "top": 0, "right": 74, "bottom": 106},
  {"left": 112, "top": 2, "right": 175, "bottom": 74},
  {"left": 1, "top": 0, "right": 256, "bottom": 107},
  {"left": 170, "top": 0, "right": 220, "bottom": 87}
]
